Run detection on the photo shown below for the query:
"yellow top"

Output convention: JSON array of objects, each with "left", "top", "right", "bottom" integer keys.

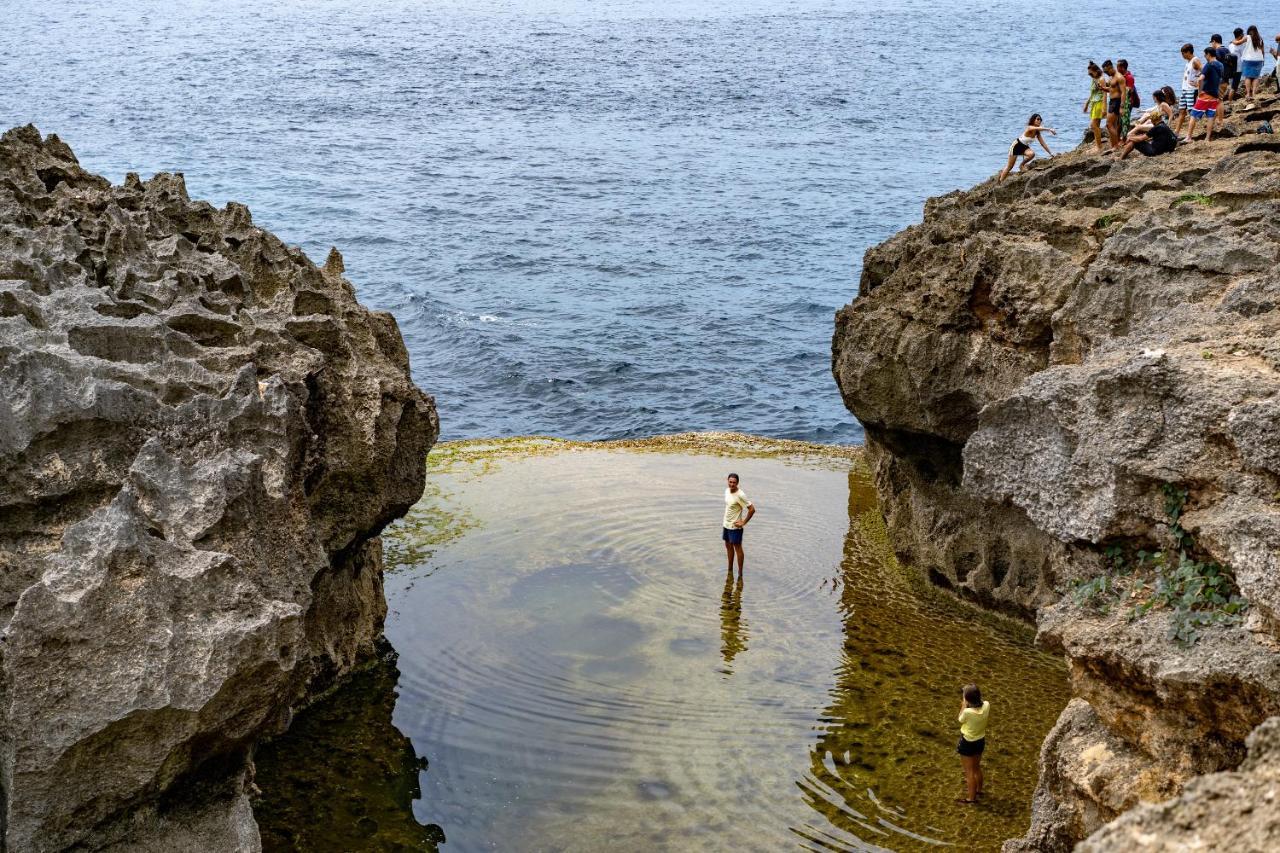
[
  {"left": 723, "top": 489, "right": 751, "bottom": 529},
  {"left": 958, "top": 701, "right": 990, "bottom": 741}
]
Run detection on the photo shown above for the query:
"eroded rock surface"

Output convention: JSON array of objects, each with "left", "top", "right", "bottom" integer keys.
[
  {"left": 833, "top": 94, "right": 1280, "bottom": 849},
  {"left": 1078, "top": 716, "right": 1280, "bottom": 852},
  {"left": 0, "top": 125, "right": 438, "bottom": 851}
]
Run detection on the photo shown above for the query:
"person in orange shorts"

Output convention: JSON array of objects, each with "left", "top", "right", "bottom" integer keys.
[{"left": 1184, "top": 46, "right": 1224, "bottom": 143}]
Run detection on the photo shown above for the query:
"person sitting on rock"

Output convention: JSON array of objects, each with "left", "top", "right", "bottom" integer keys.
[
  {"left": 997, "top": 114, "right": 1056, "bottom": 183},
  {"left": 1120, "top": 87, "right": 1179, "bottom": 160}
]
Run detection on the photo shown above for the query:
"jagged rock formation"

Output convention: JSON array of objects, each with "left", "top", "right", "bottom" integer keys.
[
  {"left": 0, "top": 125, "right": 438, "bottom": 851},
  {"left": 834, "top": 94, "right": 1280, "bottom": 849},
  {"left": 1078, "top": 716, "right": 1280, "bottom": 851}
]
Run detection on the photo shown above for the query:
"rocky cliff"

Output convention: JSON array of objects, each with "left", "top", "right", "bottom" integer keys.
[
  {"left": 0, "top": 125, "right": 438, "bottom": 851},
  {"left": 834, "top": 97, "right": 1280, "bottom": 848}
]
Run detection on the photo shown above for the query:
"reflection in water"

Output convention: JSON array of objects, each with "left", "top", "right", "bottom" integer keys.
[
  {"left": 718, "top": 572, "right": 748, "bottom": 671},
  {"left": 253, "top": 647, "right": 444, "bottom": 852},
  {"left": 377, "top": 442, "right": 1067, "bottom": 851},
  {"left": 795, "top": 470, "right": 1063, "bottom": 849}
]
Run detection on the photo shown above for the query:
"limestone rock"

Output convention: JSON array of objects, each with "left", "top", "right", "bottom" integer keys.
[
  {"left": 1003, "top": 699, "right": 1182, "bottom": 853},
  {"left": 1078, "top": 717, "right": 1280, "bottom": 852},
  {"left": 0, "top": 125, "right": 438, "bottom": 850},
  {"left": 833, "top": 90, "right": 1280, "bottom": 848}
]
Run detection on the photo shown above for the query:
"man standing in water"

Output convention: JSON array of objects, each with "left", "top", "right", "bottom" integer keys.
[{"left": 722, "top": 473, "right": 755, "bottom": 577}]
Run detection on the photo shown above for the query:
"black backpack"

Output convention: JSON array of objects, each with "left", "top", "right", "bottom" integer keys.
[{"left": 1130, "top": 87, "right": 1141, "bottom": 109}]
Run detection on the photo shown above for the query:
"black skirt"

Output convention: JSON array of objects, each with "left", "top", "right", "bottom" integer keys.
[{"left": 957, "top": 736, "right": 986, "bottom": 757}]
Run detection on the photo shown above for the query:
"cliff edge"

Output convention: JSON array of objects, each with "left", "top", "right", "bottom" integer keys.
[
  {"left": 833, "top": 96, "right": 1280, "bottom": 848},
  {"left": 0, "top": 125, "right": 438, "bottom": 850}
]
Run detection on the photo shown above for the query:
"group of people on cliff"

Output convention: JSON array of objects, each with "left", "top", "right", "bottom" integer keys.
[{"left": 999, "top": 24, "right": 1278, "bottom": 182}]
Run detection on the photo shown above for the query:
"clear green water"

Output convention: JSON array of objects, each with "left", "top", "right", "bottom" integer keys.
[{"left": 258, "top": 441, "right": 1066, "bottom": 851}]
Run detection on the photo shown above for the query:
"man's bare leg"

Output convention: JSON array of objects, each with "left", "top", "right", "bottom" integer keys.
[
  {"left": 733, "top": 543, "right": 745, "bottom": 576},
  {"left": 725, "top": 540, "right": 735, "bottom": 572}
]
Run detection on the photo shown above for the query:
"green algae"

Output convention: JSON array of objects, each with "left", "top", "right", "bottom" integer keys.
[{"left": 384, "top": 432, "right": 862, "bottom": 571}]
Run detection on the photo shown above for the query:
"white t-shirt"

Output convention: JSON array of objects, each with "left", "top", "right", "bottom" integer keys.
[
  {"left": 723, "top": 488, "right": 751, "bottom": 529},
  {"left": 1243, "top": 40, "right": 1266, "bottom": 62},
  {"left": 1229, "top": 38, "right": 1247, "bottom": 60},
  {"left": 1182, "top": 58, "right": 1200, "bottom": 92}
]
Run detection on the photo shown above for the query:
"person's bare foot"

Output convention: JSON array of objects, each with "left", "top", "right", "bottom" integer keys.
[{"left": 956, "top": 798, "right": 977, "bottom": 804}]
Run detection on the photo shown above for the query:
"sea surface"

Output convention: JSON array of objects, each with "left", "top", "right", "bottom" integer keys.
[
  {"left": 257, "top": 440, "right": 1069, "bottom": 851},
  {"left": 5, "top": 0, "right": 1274, "bottom": 441}
]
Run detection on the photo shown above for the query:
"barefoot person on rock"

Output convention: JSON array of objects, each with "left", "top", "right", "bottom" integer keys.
[
  {"left": 722, "top": 473, "right": 755, "bottom": 578},
  {"left": 997, "top": 113, "right": 1055, "bottom": 183}
]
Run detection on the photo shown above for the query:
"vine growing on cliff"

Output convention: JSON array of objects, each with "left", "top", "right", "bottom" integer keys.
[{"left": 1072, "top": 484, "right": 1247, "bottom": 646}]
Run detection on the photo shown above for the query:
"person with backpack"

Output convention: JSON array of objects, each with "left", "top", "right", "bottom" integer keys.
[
  {"left": 1228, "top": 28, "right": 1248, "bottom": 98},
  {"left": 1211, "top": 34, "right": 1237, "bottom": 108},
  {"left": 1117, "top": 60, "right": 1139, "bottom": 138}
]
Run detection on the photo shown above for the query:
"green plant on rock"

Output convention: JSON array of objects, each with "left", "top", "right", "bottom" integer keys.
[
  {"left": 1071, "top": 483, "right": 1247, "bottom": 646},
  {"left": 1172, "top": 192, "right": 1214, "bottom": 207}
]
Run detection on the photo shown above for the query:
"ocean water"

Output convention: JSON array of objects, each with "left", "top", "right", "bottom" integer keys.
[{"left": 3, "top": 0, "right": 1273, "bottom": 441}]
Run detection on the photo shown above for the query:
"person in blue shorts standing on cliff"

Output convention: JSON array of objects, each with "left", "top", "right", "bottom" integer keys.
[
  {"left": 722, "top": 473, "right": 755, "bottom": 578},
  {"left": 1184, "top": 46, "right": 1224, "bottom": 143}
]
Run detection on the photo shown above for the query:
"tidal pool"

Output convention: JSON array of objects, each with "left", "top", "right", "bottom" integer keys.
[{"left": 258, "top": 437, "right": 1067, "bottom": 851}]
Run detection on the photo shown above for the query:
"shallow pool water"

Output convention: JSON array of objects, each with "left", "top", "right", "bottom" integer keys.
[{"left": 259, "top": 440, "right": 1067, "bottom": 851}]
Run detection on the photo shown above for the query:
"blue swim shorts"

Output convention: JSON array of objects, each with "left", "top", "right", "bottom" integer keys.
[{"left": 722, "top": 526, "right": 743, "bottom": 544}]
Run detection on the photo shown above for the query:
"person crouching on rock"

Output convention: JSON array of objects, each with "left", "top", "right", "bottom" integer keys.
[
  {"left": 956, "top": 683, "right": 990, "bottom": 804},
  {"left": 1120, "top": 87, "right": 1179, "bottom": 160},
  {"left": 998, "top": 113, "right": 1055, "bottom": 183}
]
